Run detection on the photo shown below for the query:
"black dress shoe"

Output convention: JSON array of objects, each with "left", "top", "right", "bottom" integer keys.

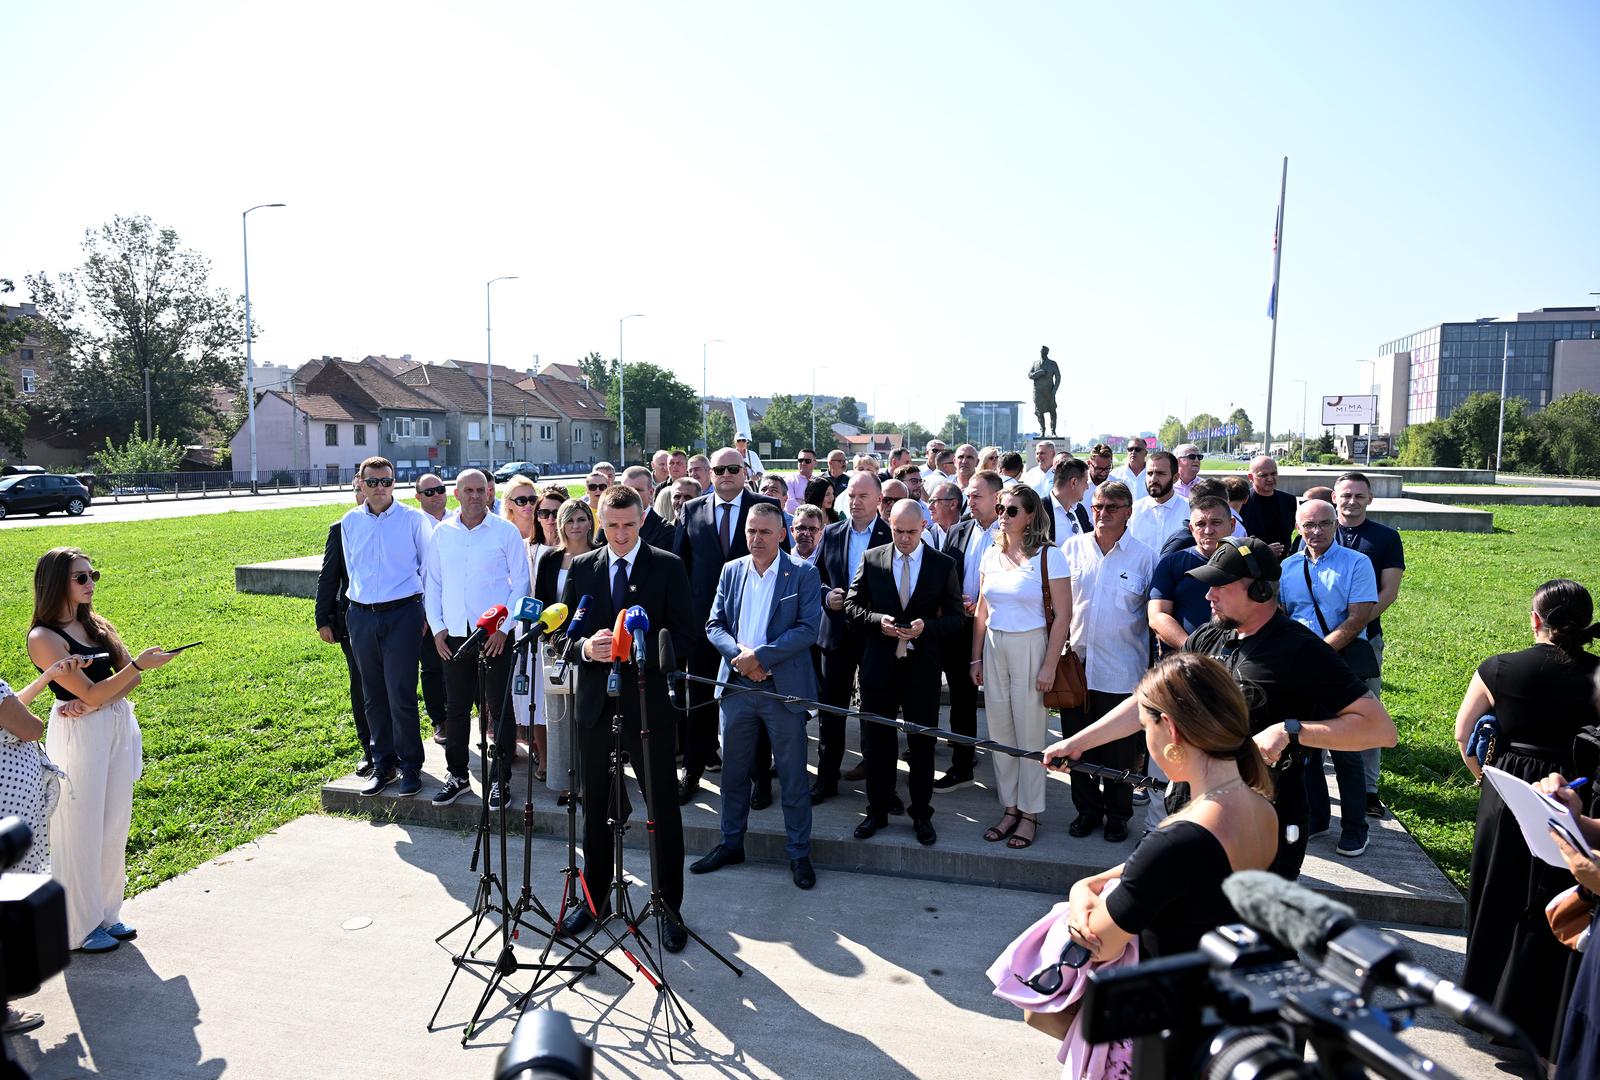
[
  {"left": 913, "top": 819, "right": 937, "bottom": 846},
  {"left": 677, "top": 775, "right": 701, "bottom": 806},
  {"left": 355, "top": 757, "right": 375, "bottom": 779},
  {"left": 689, "top": 845, "right": 745, "bottom": 875},
  {"left": 1104, "top": 820, "right": 1130, "bottom": 843},
  {"left": 749, "top": 779, "right": 772, "bottom": 810},
  {"left": 1068, "top": 815, "right": 1102, "bottom": 838},
  {"left": 932, "top": 769, "right": 974, "bottom": 792},
  {"left": 853, "top": 814, "right": 889, "bottom": 840},
  {"left": 791, "top": 857, "right": 816, "bottom": 890},
  {"left": 660, "top": 916, "right": 688, "bottom": 954},
  {"left": 887, "top": 793, "right": 905, "bottom": 816},
  {"left": 560, "top": 907, "right": 595, "bottom": 937},
  {"left": 809, "top": 781, "right": 838, "bottom": 806}
]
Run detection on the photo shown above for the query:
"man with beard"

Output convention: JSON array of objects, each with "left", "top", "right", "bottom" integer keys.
[{"left": 1128, "top": 451, "right": 1190, "bottom": 554}]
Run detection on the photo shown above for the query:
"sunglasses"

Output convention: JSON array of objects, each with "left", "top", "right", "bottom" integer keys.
[
  {"left": 587, "top": 483, "right": 608, "bottom": 492},
  {"left": 1091, "top": 502, "right": 1131, "bottom": 513},
  {"left": 1001, "top": 505, "right": 1026, "bottom": 518},
  {"left": 1129, "top": 447, "right": 1148, "bottom": 454},
  {"left": 798, "top": 457, "right": 815, "bottom": 464},
  {"left": 1022, "top": 939, "right": 1093, "bottom": 996},
  {"left": 509, "top": 495, "right": 537, "bottom": 507},
  {"left": 536, "top": 508, "right": 558, "bottom": 519},
  {"left": 1180, "top": 454, "right": 1204, "bottom": 462},
  {"left": 362, "top": 476, "right": 395, "bottom": 488},
  {"left": 74, "top": 570, "right": 101, "bottom": 585},
  {"left": 711, "top": 464, "right": 743, "bottom": 476},
  {"left": 417, "top": 485, "right": 446, "bottom": 497}
]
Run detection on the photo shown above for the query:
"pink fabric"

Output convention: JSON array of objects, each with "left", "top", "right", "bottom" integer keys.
[{"left": 987, "top": 890, "right": 1137, "bottom": 1080}]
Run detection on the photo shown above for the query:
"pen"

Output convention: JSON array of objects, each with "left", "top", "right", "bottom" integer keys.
[{"left": 1566, "top": 777, "right": 1591, "bottom": 792}]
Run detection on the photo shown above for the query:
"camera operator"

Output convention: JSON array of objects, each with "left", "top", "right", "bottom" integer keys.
[{"left": 1045, "top": 537, "right": 1395, "bottom": 880}]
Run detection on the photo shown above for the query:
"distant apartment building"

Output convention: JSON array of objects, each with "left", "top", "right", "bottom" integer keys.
[
  {"left": 1, "top": 303, "right": 51, "bottom": 401},
  {"left": 960, "top": 400, "right": 1022, "bottom": 448}
]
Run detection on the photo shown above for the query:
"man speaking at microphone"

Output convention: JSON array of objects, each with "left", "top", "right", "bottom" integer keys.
[
  {"left": 424, "top": 469, "right": 532, "bottom": 809},
  {"left": 558, "top": 484, "right": 696, "bottom": 950}
]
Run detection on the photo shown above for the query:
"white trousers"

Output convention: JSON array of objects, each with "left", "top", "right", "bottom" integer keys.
[
  {"left": 45, "top": 699, "right": 142, "bottom": 948},
  {"left": 983, "top": 627, "right": 1050, "bottom": 815}
]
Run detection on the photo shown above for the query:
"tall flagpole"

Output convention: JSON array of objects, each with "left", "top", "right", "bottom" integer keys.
[{"left": 1263, "top": 156, "right": 1287, "bottom": 455}]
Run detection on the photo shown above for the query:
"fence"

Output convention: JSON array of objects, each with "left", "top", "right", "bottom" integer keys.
[{"left": 78, "top": 461, "right": 591, "bottom": 503}]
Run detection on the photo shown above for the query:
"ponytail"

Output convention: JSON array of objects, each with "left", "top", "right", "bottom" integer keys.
[{"left": 1534, "top": 579, "right": 1599, "bottom": 661}]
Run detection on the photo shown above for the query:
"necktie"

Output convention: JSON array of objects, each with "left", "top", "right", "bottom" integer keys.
[
  {"left": 719, "top": 502, "right": 733, "bottom": 557},
  {"left": 896, "top": 554, "right": 912, "bottom": 658},
  {"left": 612, "top": 558, "right": 629, "bottom": 615}
]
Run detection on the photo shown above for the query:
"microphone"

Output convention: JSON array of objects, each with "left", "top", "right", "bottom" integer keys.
[
  {"left": 658, "top": 629, "right": 685, "bottom": 711},
  {"left": 511, "top": 596, "right": 544, "bottom": 625},
  {"left": 451, "top": 604, "right": 508, "bottom": 662},
  {"left": 624, "top": 606, "right": 649, "bottom": 665},
  {"left": 606, "top": 609, "right": 633, "bottom": 696},
  {"left": 535, "top": 602, "right": 569, "bottom": 638},
  {"left": 1223, "top": 871, "right": 1521, "bottom": 1041},
  {"left": 553, "top": 594, "right": 592, "bottom": 680}
]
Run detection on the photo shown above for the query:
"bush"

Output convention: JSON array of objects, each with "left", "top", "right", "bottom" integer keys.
[
  {"left": 93, "top": 426, "right": 184, "bottom": 475},
  {"left": 1316, "top": 453, "right": 1346, "bottom": 465},
  {"left": 1523, "top": 391, "right": 1600, "bottom": 477},
  {"left": 1372, "top": 458, "right": 1399, "bottom": 467},
  {"left": 1397, "top": 421, "right": 1462, "bottom": 467}
]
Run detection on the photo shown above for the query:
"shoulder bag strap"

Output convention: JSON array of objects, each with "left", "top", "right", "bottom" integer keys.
[{"left": 1302, "top": 557, "right": 1333, "bottom": 637}]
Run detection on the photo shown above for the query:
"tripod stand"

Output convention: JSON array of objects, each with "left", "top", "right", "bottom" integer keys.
[{"left": 567, "top": 639, "right": 742, "bottom": 1062}]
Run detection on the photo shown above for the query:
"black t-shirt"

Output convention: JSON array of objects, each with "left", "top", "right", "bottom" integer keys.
[
  {"left": 1240, "top": 489, "right": 1297, "bottom": 548},
  {"left": 1334, "top": 517, "right": 1404, "bottom": 639},
  {"left": 1104, "top": 820, "right": 1239, "bottom": 958},
  {"left": 1185, "top": 613, "right": 1370, "bottom": 824},
  {"left": 1478, "top": 643, "right": 1600, "bottom": 750},
  {"left": 827, "top": 473, "right": 850, "bottom": 496}
]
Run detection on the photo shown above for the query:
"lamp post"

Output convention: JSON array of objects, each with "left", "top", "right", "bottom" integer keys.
[
  {"left": 1495, "top": 332, "right": 1511, "bottom": 473},
  {"left": 702, "top": 339, "right": 724, "bottom": 450},
  {"left": 242, "top": 203, "right": 286, "bottom": 495},
  {"left": 619, "top": 314, "right": 644, "bottom": 463},
  {"left": 485, "top": 275, "right": 518, "bottom": 473},
  {"left": 1288, "top": 379, "right": 1307, "bottom": 460},
  {"left": 810, "top": 365, "right": 833, "bottom": 451}
]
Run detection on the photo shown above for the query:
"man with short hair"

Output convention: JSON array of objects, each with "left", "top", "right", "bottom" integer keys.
[
  {"left": 1041, "top": 458, "right": 1091, "bottom": 543},
  {"left": 415, "top": 473, "right": 449, "bottom": 523},
  {"left": 583, "top": 472, "right": 609, "bottom": 516},
  {"left": 1280, "top": 499, "right": 1379, "bottom": 857},
  {"left": 1045, "top": 536, "right": 1398, "bottom": 880},
  {"left": 1128, "top": 451, "right": 1190, "bottom": 554},
  {"left": 933, "top": 469, "right": 1003, "bottom": 790},
  {"left": 621, "top": 465, "right": 675, "bottom": 549},
  {"left": 790, "top": 504, "right": 826, "bottom": 563},
  {"left": 1240, "top": 455, "right": 1297, "bottom": 556},
  {"left": 1059, "top": 481, "right": 1155, "bottom": 843},
  {"left": 880, "top": 478, "right": 908, "bottom": 524},
  {"left": 894, "top": 465, "right": 934, "bottom": 529},
  {"left": 424, "top": 469, "right": 532, "bottom": 809},
  {"left": 920, "top": 440, "right": 948, "bottom": 483},
  {"left": 735, "top": 433, "right": 764, "bottom": 478},
  {"left": 650, "top": 450, "right": 670, "bottom": 486},
  {"left": 1082, "top": 444, "right": 1114, "bottom": 518},
  {"left": 317, "top": 477, "right": 371, "bottom": 776},
  {"left": 1022, "top": 439, "right": 1058, "bottom": 496},
  {"left": 1156, "top": 478, "right": 1239, "bottom": 556},
  {"left": 787, "top": 448, "right": 819, "bottom": 510},
  {"left": 412, "top": 472, "right": 450, "bottom": 743},
  {"left": 1149, "top": 496, "right": 1234, "bottom": 655},
  {"left": 954, "top": 444, "right": 979, "bottom": 490},
  {"left": 693, "top": 503, "right": 824, "bottom": 889},
  {"left": 881, "top": 447, "right": 913, "bottom": 482},
  {"left": 1110, "top": 438, "right": 1149, "bottom": 501},
  {"left": 933, "top": 448, "right": 956, "bottom": 480},
  {"left": 664, "top": 449, "right": 688, "bottom": 486},
  {"left": 1172, "top": 443, "right": 1204, "bottom": 500},
  {"left": 341, "top": 456, "right": 437, "bottom": 799},
  {"left": 687, "top": 454, "right": 712, "bottom": 491},
  {"left": 669, "top": 477, "right": 702, "bottom": 521},
  {"left": 998, "top": 451, "right": 1025, "bottom": 487},
  {"left": 825, "top": 449, "right": 849, "bottom": 495},
  {"left": 927, "top": 480, "right": 962, "bottom": 535},
  {"left": 1332, "top": 471, "right": 1404, "bottom": 818}
]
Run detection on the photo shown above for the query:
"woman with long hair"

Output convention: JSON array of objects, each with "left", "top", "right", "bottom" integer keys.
[
  {"left": 803, "top": 477, "right": 838, "bottom": 523},
  {"left": 1061, "top": 652, "right": 1278, "bottom": 959},
  {"left": 533, "top": 498, "right": 599, "bottom": 804},
  {"left": 500, "top": 475, "right": 550, "bottom": 772},
  {"left": 1455, "top": 578, "right": 1600, "bottom": 1062},
  {"left": 27, "top": 547, "right": 178, "bottom": 953},
  {"left": 970, "top": 484, "right": 1069, "bottom": 850}
]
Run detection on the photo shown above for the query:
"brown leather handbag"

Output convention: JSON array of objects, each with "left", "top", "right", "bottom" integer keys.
[{"left": 1039, "top": 543, "right": 1087, "bottom": 710}]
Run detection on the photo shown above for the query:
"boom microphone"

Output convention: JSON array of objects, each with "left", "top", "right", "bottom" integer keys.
[
  {"left": 624, "top": 606, "right": 649, "bottom": 665},
  {"left": 658, "top": 630, "right": 684, "bottom": 710},
  {"left": 452, "top": 604, "right": 509, "bottom": 662},
  {"left": 553, "top": 594, "right": 592, "bottom": 680},
  {"left": 1223, "top": 871, "right": 1521, "bottom": 1041}
]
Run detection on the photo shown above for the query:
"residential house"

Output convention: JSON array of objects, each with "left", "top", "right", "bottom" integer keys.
[
  {"left": 301, "top": 360, "right": 449, "bottom": 474},
  {"left": 514, "top": 374, "right": 614, "bottom": 469},
  {"left": 396, "top": 362, "right": 560, "bottom": 469},
  {"left": 227, "top": 390, "right": 382, "bottom": 481}
]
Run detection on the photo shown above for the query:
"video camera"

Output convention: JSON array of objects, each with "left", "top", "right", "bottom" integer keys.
[
  {"left": 494, "top": 1009, "right": 593, "bottom": 1080},
  {"left": 0, "top": 815, "right": 71, "bottom": 1078},
  {"left": 1079, "top": 872, "right": 1534, "bottom": 1080}
]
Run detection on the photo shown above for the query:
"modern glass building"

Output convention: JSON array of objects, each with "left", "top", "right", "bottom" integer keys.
[
  {"left": 1366, "top": 307, "right": 1600, "bottom": 434},
  {"left": 959, "top": 400, "right": 1022, "bottom": 448}
]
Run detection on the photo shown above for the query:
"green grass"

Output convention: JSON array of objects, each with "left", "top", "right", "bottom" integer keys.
[{"left": 3, "top": 500, "right": 1593, "bottom": 896}]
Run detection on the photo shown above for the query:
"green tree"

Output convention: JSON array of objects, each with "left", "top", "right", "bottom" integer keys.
[
  {"left": 938, "top": 413, "right": 966, "bottom": 444},
  {"left": 1227, "top": 408, "right": 1255, "bottom": 444},
  {"left": 704, "top": 408, "right": 736, "bottom": 452},
  {"left": 27, "top": 215, "right": 248, "bottom": 443},
  {"left": 93, "top": 425, "right": 184, "bottom": 475},
  {"left": 1186, "top": 412, "right": 1223, "bottom": 441},
  {"left": 835, "top": 395, "right": 862, "bottom": 427},
  {"left": 1445, "top": 391, "right": 1526, "bottom": 470},
  {"left": 578, "top": 351, "right": 613, "bottom": 395},
  {"left": 1524, "top": 390, "right": 1600, "bottom": 476},
  {"left": 753, "top": 394, "right": 839, "bottom": 455},
  {"left": 0, "top": 280, "right": 31, "bottom": 457},
  {"left": 1396, "top": 420, "right": 1461, "bottom": 467},
  {"left": 1158, "top": 415, "right": 1186, "bottom": 449},
  {"left": 603, "top": 361, "right": 700, "bottom": 453}
]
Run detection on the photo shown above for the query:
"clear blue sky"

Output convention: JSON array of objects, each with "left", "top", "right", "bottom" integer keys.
[{"left": 5, "top": 1, "right": 1596, "bottom": 442}]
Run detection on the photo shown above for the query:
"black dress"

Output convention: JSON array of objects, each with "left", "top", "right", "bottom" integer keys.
[
  {"left": 1103, "top": 820, "right": 1241, "bottom": 958},
  {"left": 1462, "top": 643, "right": 1600, "bottom": 1060}
]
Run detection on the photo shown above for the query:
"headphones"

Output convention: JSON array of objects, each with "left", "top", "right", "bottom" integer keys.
[{"left": 1220, "top": 536, "right": 1276, "bottom": 603}]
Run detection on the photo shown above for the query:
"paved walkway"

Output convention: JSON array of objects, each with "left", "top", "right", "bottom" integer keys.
[{"left": 11, "top": 816, "right": 1507, "bottom": 1079}]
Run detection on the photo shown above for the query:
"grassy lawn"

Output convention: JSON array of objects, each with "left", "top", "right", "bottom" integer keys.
[{"left": 3, "top": 501, "right": 1592, "bottom": 896}]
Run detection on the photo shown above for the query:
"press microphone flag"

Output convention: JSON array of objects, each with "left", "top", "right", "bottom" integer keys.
[
  {"left": 512, "top": 596, "right": 544, "bottom": 625},
  {"left": 452, "top": 604, "right": 509, "bottom": 662},
  {"left": 624, "top": 606, "right": 649, "bottom": 664}
]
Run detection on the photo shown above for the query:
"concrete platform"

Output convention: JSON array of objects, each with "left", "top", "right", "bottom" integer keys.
[
  {"left": 235, "top": 555, "right": 321, "bottom": 599},
  {"left": 323, "top": 712, "right": 1466, "bottom": 930},
  {"left": 12, "top": 815, "right": 1506, "bottom": 1080},
  {"left": 1304, "top": 466, "right": 1500, "bottom": 487},
  {"left": 1366, "top": 497, "right": 1494, "bottom": 533},
  {"left": 1202, "top": 469, "right": 1404, "bottom": 497},
  {"left": 1407, "top": 485, "right": 1600, "bottom": 507}
]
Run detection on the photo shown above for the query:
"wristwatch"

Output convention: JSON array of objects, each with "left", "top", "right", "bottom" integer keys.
[{"left": 1283, "top": 718, "right": 1302, "bottom": 746}]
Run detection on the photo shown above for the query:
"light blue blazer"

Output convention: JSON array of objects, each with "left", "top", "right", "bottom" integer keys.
[{"left": 705, "top": 552, "right": 822, "bottom": 714}]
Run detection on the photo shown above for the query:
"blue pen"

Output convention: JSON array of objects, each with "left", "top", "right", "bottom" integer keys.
[{"left": 1567, "top": 777, "right": 1591, "bottom": 792}]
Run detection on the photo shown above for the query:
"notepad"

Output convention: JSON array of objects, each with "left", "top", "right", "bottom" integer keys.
[{"left": 1482, "top": 766, "right": 1596, "bottom": 869}]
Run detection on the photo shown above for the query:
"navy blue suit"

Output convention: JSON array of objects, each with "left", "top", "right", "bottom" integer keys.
[{"left": 813, "top": 516, "right": 892, "bottom": 789}]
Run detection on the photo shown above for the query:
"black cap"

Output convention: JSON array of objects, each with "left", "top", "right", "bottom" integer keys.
[{"left": 1186, "top": 536, "right": 1281, "bottom": 587}]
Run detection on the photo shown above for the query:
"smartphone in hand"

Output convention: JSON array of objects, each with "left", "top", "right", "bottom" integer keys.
[{"left": 164, "top": 641, "right": 204, "bottom": 653}]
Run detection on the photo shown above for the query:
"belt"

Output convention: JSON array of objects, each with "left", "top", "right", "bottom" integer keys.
[
  {"left": 348, "top": 593, "right": 421, "bottom": 613},
  {"left": 1507, "top": 741, "right": 1568, "bottom": 758}
]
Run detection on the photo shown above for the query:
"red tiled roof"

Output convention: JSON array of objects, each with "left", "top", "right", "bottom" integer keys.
[
  {"left": 266, "top": 390, "right": 379, "bottom": 422},
  {"left": 516, "top": 374, "right": 608, "bottom": 421},
  {"left": 539, "top": 362, "right": 586, "bottom": 382},
  {"left": 308, "top": 360, "right": 443, "bottom": 412}
]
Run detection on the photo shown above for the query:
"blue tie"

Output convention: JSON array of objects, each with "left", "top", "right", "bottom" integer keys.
[{"left": 611, "top": 557, "right": 629, "bottom": 615}]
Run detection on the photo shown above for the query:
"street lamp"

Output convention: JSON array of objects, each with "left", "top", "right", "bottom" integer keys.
[
  {"left": 485, "top": 276, "right": 518, "bottom": 473},
  {"left": 619, "top": 314, "right": 644, "bottom": 463},
  {"left": 810, "top": 365, "right": 833, "bottom": 451},
  {"left": 702, "top": 339, "right": 724, "bottom": 450},
  {"left": 242, "top": 202, "right": 286, "bottom": 494},
  {"left": 1288, "top": 379, "right": 1307, "bottom": 460}
]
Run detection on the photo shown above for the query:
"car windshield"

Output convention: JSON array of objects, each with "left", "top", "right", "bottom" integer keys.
[{"left": 0, "top": 475, "right": 23, "bottom": 491}]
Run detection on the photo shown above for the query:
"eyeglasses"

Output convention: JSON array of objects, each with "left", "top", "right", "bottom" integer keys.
[
  {"left": 1001, "top": 504, "right": 1025, "bottom": 518},
  {"left": 1129, "top": 447, "right": 1147, "bottom": 455},
  {"left": 1022, "top": 939, "right": 1093, "bottom": 995},
  {"left": 536, "top": 508, "right": 558, "bottom": 519},
  {"left": 509, "top": 495, "right": 538, "bottom": 507},
  {"left": 1180, "top": 454, "right": 1203, "bottom": 462},
  {"left": 74, "top": 570, "right": 101, "bottom": 585},
  {"left": 793, "top": 524, "right": 821, "bottom": 533},
  {"left": 587, "top": 483, "right": 607, "bottom": 492},
  {"left": 1300, "top": 519, "right": 1334, "bottom": 530},
  {"left": 362, "top": 476, "right": 395, "bottom": 488},
  {"left": 1091, "top": 502, "right": 1131, "bottom": 513},
  {"left": 930, "top": 495, "right": 959, "bottom": 504},
  {"left": 798, "top": 457, "right": 815, "bottom": 464},
  {"left": 417, "top": 485, "right": 447, "bottom": 497},
  {"left": 711, "top": 465, "right": 743, "bottom": 476}
]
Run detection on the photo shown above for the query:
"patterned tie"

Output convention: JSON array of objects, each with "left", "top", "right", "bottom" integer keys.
[
  {"left": 611, "top": 557, "right": 629, "bottom": 615},
  {"left": 896, "top": 554, "right": 912, "bottom": 658},
  {"left": 719, "top": 502, "right": 733, "bottom": 557}
]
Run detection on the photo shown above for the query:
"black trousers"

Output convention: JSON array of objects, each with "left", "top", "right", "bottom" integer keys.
[
  {"left": 859, "top": 659, "right": 938, "bottom": 820},
  {"left": 338, "top": 631, "right": 370, "bottom": 752},
  {"left": 816, "top": 638, "right": 864, "bottom": 788},
  {"left": 1063, "top": 690, "right": 1139, "bottom": 826},
  {"left": 939, "top": 618, "right": 978, "bottom": 773},
  {"left": 442, "top": 634, "right": 514, "bottom": 782},
  {"left": 577, "top": 700, "right": 685, "bottom": 914},
  {"left": 684, "top": 639, "right": 770, "bottom": 781},
  {"left": 419, "top": 626, "right": 448, "bottom": 730}
]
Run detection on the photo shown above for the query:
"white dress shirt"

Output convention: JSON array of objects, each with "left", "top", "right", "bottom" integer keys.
[
  {"left": 1022, "top": 465, "right": 1055, "bottom": 499},
  {"left": 1062, "top": 530, "right": 1157, "bottom": 694},
  {"left": 737, "top": 556, "right": 782, "bottom": 650},
  {"left": 1109, "top": 464, "right": 1148, "bottom": 501},
  {"left": 424, "top": 510, "right": 532, "bottom": 637},
  {"left": 890, "top": 544, "right": 923, "bottom": 606},
  {"left": 961, "top": 521, "right": 999, "bottom": 604},
  {"left": 846, "top": 519, "right": 877, "bottom": 583},
  {"left": 1128, "top": 493, "right": 1191, "bottom": 555},
  {"left": 341, "top": 500, "right": 435, "bottom": 605},
  {"left": 712, "top": 491, "right": 745, "bottom": 546},
  {"left": 1052, "top": 498, "right": 1087, "bottom": 543}
]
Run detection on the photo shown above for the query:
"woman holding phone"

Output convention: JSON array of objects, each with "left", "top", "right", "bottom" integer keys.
[{"left": 27, "top": 547, "right": 178, "bottom": 953}]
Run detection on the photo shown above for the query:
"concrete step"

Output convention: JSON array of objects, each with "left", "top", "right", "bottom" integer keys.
[
  {"left": 236, "top": 555, "right": 321, "bottom": 598},
  {"left": 322, "top": 715, "right": 1465, "bottom": 930},
  {"left": 1366, "top": 497, "right": 1493, "bottom": 532},
  {"left": 1405, "top": 485, "right": 1600, "bottom": 507}
]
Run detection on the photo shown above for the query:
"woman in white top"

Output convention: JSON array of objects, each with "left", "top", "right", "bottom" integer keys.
[
  {"left": 970, "top": 485, "right": 1070, "bottom": 849},
  {"left": 536, "top": 497, "right": 599, "bottom": 803}
]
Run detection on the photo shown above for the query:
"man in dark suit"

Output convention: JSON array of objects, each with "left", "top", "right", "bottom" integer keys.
[
  {"left": 316, "top": 479, "right": 370, "bottom": 776},
  {"left": 557, "top": 484, "right": 697, "bottom": 952},
  {"left": 1040, "top": 458, "right": 1093, "bottom": 544},
  {"left": 845, "top": 499, "right": 963, "bottom": 845},
  {"left": 1240, "top": 454, "right": 1297, "bottom": 555},
  {"left": 811, "top": 470, "right": 891, "bottom": 804},
  {"left": 673, "top": 447, "right": 784, "bottom": 804},
  {"left": 933, "top": 468, "right": 1003, "bottom": 790},
  {"left": 620, "top": 465, "right": 677, "bottom": 551}
]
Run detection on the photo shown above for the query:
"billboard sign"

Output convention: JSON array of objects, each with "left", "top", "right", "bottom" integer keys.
[{"left": 1322, "top": 395, "right": 1377, "bottom": 426}]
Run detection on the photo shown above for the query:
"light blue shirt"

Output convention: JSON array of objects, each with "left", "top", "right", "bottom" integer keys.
[
  {"left": 341, "top": 500, "right": 435, "bottom": 605},
  {"left": 847, "top": 520, "right": 876, "bottom": 583},
  {"left": 1279, "top": 544, "right": 1379, "bottom": 641}
]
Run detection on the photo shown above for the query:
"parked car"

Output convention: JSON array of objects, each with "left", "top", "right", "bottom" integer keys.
[
  {"left": 0, "top": 464, "right": 45, "bottom": 476},
  {"left": 492, "top": 461, "right": 542, "bottom": 483},
  {"left": 0, "top": 473, "right": 92, "bottom": 518}
]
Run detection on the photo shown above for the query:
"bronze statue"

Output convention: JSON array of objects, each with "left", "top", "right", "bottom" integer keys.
[{"left": 1028, "top": 346, "right": 1061, "bottom": 436}]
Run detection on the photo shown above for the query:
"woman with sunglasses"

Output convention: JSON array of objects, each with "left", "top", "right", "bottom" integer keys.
[
  {"left": 533, "top": 498, "right": 599, "bottom": 804},
  {"left": 970, "top": 485, "right": 1070, "bottom": 850},
  {"left": 27, "top": 548, "right": 179, "bottom": 953},
  {"left": 499, "top": 475, "right": 549, "bottom": 774},
  {"left": 1061, "top": 653, "right": 1276, "bottom": 961},
  {"left": 803, "top": 476, "right": 838, "bottom": 523}
]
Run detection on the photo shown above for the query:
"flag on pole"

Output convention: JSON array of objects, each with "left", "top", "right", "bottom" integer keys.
[{"left": 1267, "top": 200, "right": 1282, "bottom": 319}]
